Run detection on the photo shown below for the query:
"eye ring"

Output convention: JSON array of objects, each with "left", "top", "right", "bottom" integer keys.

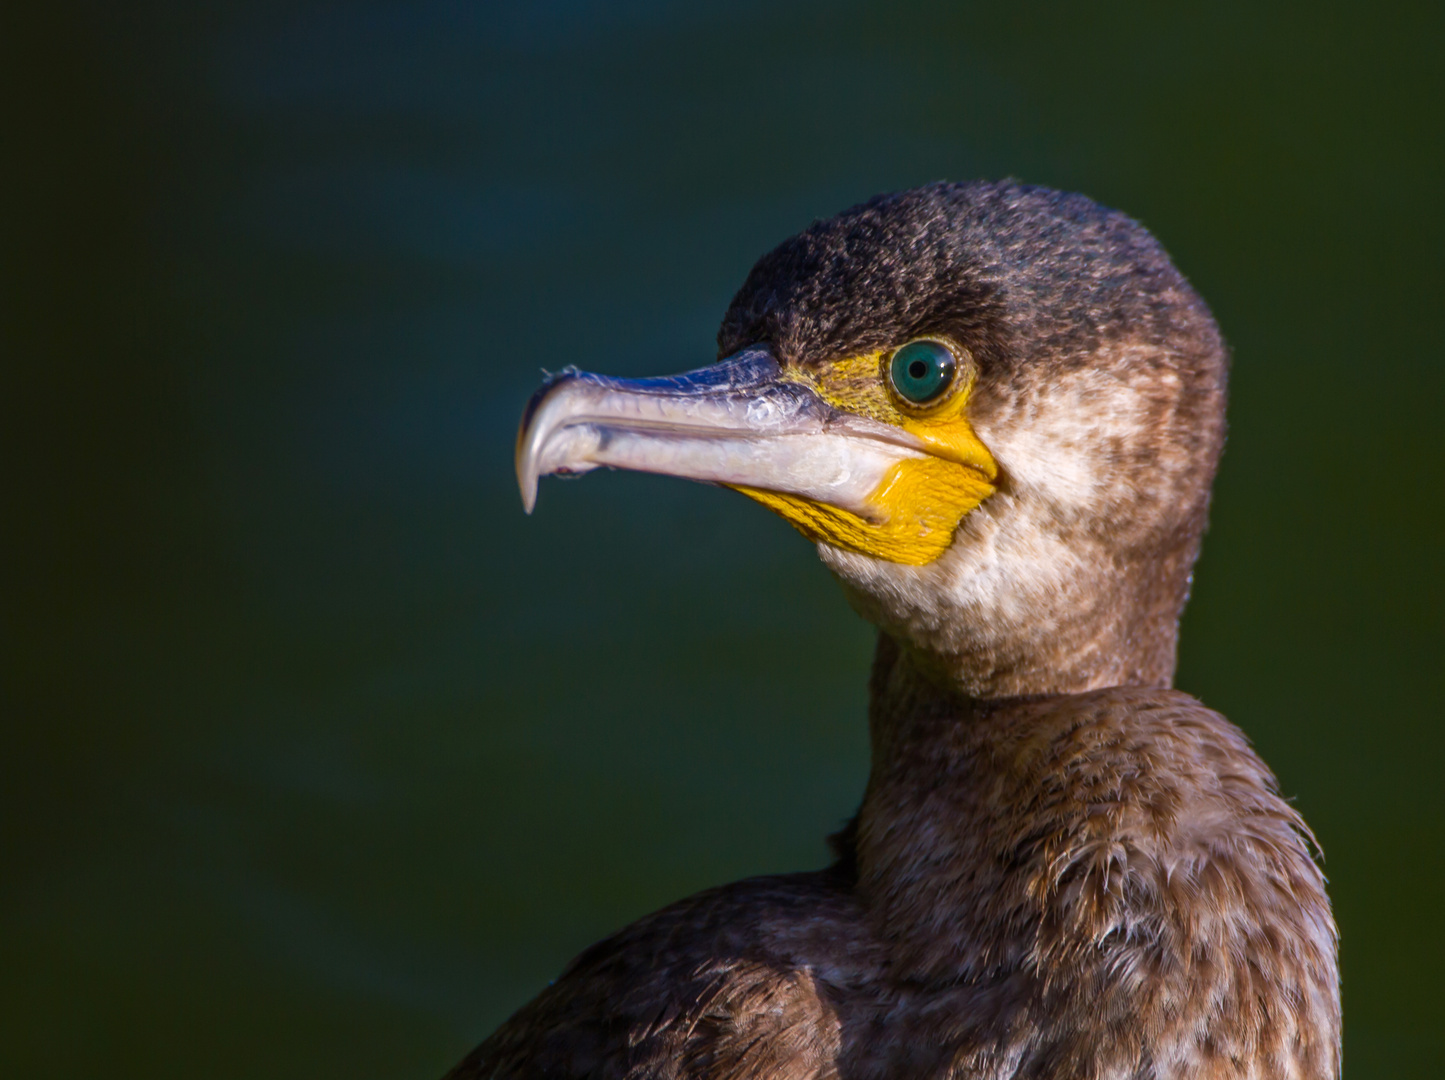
[{"left": 887, "top": 339, "right": 958, "bottom": 406}]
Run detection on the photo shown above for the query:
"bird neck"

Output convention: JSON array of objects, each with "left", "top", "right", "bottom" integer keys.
[
  {"left": 852, "top": 633, "right": 1044, "bottom": 982},
  {"left": 845, "top": 634, "right": 1339, "bottom": 1080},
  {"left": 853, "top": 631, "right": 1170, "bottom": 982},
  {"left": 852, "top": 633, "right": 1212, "bottom": 970}
]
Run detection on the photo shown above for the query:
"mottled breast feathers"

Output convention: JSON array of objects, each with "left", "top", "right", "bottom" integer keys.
[{"left": 447, "top": 672, "right": 1338, "bottom": 1080}]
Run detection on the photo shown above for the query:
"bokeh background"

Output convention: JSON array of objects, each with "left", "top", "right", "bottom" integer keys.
[{"left": 4, "top": 2, "right": 1442, "bottom": 1077}]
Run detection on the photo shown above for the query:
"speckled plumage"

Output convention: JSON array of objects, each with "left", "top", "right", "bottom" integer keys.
[{"left": 449, "top": 182, "right": 1340, "bottom": 1079}]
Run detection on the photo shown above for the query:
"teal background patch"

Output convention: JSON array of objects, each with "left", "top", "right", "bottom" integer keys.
[{"left": 2, "top": 2, "right": 1440, "bottom": 1077}]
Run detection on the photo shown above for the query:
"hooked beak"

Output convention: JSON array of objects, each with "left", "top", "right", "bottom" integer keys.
[{"left": 515, "top": 345, "right": 931, "bottom": 517}]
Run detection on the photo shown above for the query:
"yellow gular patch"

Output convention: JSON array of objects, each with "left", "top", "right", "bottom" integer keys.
[{"left": 732, "top": 346, "right": 999, "bottom": 566}]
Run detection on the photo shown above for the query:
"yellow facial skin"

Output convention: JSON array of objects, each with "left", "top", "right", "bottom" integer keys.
[{"left": 729, "top": 342, "right": 998, "bottom": 566}]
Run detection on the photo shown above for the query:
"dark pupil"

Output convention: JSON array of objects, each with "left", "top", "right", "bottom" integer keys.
[{"left": 890, "top": 341, "right": 956, "bottom": 404}]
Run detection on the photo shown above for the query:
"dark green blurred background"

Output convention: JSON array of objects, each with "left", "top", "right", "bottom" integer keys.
[{"left": 3, "top": 2, "right": 1442, "bottom": 1077}]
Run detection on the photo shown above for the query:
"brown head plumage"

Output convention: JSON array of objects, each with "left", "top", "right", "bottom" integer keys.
[{"left": 720, "top": 182, "right": 1229, "bottom": 696}]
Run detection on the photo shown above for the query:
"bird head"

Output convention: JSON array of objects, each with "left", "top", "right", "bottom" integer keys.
[{"left": 516, "top": 182, "right": 1227, "bottom": 697}]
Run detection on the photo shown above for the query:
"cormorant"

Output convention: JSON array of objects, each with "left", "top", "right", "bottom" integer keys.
[{"left": 447, "top": 181, "right": 1340, "bottom": 1079}]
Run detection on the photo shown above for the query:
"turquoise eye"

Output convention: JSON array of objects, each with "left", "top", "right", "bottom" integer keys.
[{"left": 888, "top": 340, "right": 957, "bottom": 404}]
